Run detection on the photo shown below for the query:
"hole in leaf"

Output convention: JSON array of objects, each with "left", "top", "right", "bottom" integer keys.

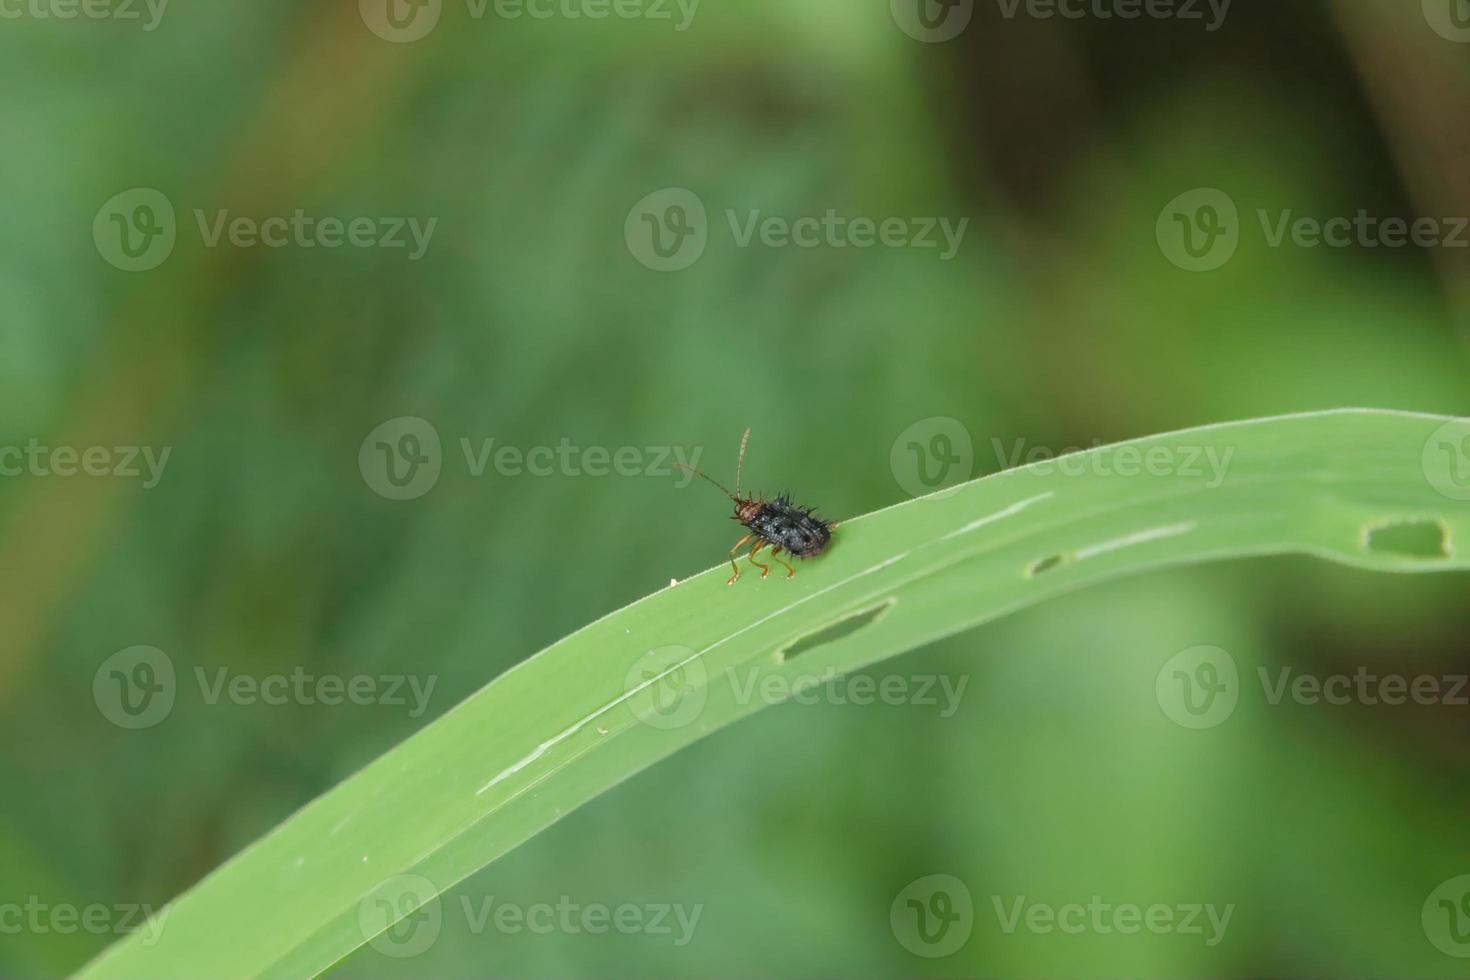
[
  {"left": 1028, "top": 554, "right": 1067, "bottom": 577},
  {"left": 1364, "top": 519, "right": 1450, "bottom": 560},
  {"left": 778, "top": 600, "right": 895, "bottom": 661}
]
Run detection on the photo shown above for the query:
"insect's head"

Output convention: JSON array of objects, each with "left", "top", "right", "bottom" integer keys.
[{"left": 732, "top": 498, "right": 762, "bottom": 523}]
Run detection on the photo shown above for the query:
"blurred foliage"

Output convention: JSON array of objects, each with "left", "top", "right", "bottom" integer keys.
[{"left": 0, "top": 1, "right": 1466, "bottom": 977}]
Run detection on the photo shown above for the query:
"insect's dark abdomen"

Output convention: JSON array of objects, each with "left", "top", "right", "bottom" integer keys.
[{"left": 744, "top": 496, "right": 832, "bottom": 557}]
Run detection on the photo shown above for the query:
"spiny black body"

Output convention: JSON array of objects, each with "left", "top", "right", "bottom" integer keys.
[
  {"left": 735, "top": 494, "right": 832, "bottom": 559},
  {"left": 676, "top": 429, "right": 837, "bottom": 585}
]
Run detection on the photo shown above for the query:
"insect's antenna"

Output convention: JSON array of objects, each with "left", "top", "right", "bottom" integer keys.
[
  {"left": 734, "top": 427, "right": 751, "bottom": 497},
  {"left": 675, "top": 463, "right": 738, "bottom": 501}
]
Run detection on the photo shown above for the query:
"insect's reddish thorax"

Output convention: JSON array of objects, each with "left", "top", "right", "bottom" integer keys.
[{"left": 732, "top": 497, "right": 763, "bottom": 524}]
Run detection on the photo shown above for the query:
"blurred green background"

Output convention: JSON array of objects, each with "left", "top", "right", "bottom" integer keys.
[{"left": 2, "top": 0, "right": 1469, "bottom": 976}]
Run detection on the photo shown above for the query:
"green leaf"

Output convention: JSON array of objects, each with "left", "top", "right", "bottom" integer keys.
[{"left": 81, "top": 409, "right": 1469, "bottom": 978}]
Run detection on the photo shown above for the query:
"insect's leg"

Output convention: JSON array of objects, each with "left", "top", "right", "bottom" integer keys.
[
  {"left": 771, "top": 547, "right": 796, "bottom": 579},
  {"left": 747, "top": 540, "right": 772, "bottom": 579},
  {"left": 727, "top": 534, "right": 753, "bottom": 586}
]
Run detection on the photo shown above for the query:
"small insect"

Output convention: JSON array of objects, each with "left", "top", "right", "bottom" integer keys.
[{"left": 676, "top": 428, "right": 836, "bottom": 586}]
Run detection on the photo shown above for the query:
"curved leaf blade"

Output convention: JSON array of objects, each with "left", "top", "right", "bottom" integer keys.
[{"left": 81, "top": 409, "right": 1470, "bottom": 978}]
